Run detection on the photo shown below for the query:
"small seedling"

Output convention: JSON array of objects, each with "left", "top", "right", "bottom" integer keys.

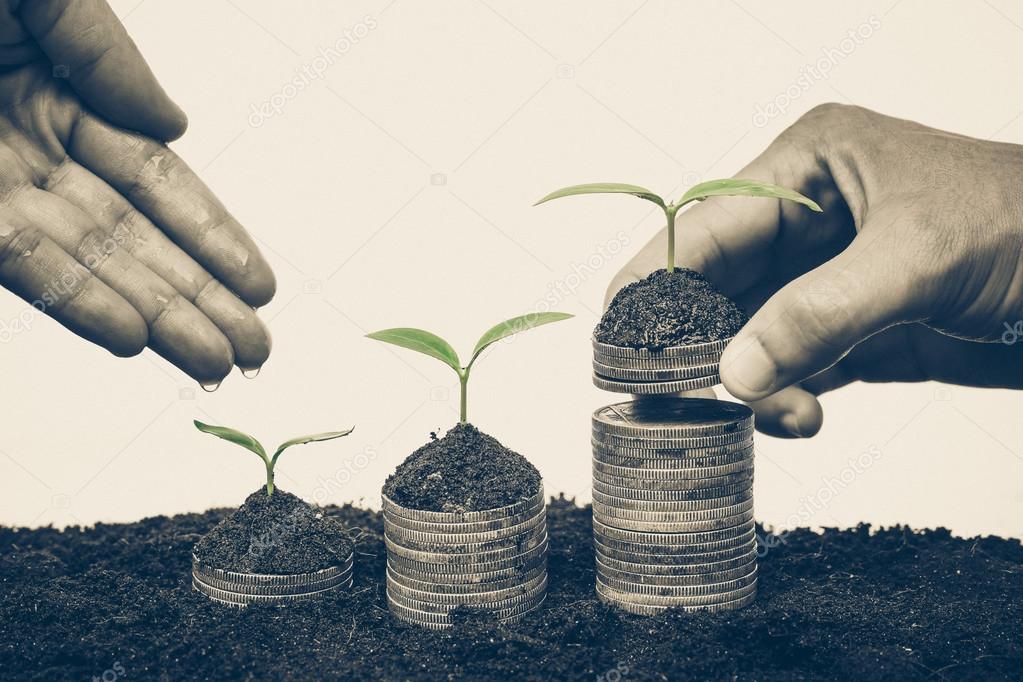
[
  {"left": 194, "top": 421, "right": 354, "bottom": 497},
  {"left": 536, "top": 179, "right": 822, "bottom": 273},
  {"left": 367, "top": 312, "right": 573, "bottom": 423}
]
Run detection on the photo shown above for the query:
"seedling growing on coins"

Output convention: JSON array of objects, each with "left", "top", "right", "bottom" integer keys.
[{"left": 194, "top": 420, "right": 354, "bottom": 497}]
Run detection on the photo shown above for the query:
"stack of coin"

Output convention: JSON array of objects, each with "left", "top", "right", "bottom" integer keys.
[
  {"left": 591, "top": 398, "right": 757, "bottom": 614},
  {"left": 592, "top": 338, "right": 731, "bottom": 394},
  {"left": 383, "top": 487, "right": 549, "bottom": 629},
  {"left": 191, "top": 551, "right": 354, "bottom": 607}
]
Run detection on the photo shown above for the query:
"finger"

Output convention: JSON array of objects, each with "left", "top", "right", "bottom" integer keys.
[
  {"left": 0, "top": 208, "right": 146, "bottom": 356},
  {"left": 720, "top": 227, "right": 926, "bottom": 402},
  {"left": 68, "top": 113, "right": 276, "bottom": 306},
  {"left": 45, "top": 159, "right": 272, "bottom": 371},
  {"left": 17, "top": 0, "right": 187, "bottom": 140},
  {"left": 11, "top": 186, "right": 235, "bottom": 382},
  {"left": 744, "top": 386, "right": 824, "bottom": 439}
]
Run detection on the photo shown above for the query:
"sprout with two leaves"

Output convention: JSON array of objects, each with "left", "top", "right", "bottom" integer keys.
[
  {"left": 367, "top": 312, "right": 573, "bottom": 423},
  {"left": 535, "top": 179, "right": 822, "bottom": 273},
  {"left": 194, "top": 421, "right": 354, "bottom": 497}
]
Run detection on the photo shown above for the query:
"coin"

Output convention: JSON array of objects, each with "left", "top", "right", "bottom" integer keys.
[
  {"left": 386, "top": 560, "right": 547, "bottom": 595},
  {"left": 592, "top": 373, "right": 721, "bottom": 394},
  {"left": 593, "top": 458, "right": 753, "bottom": 480},
  {"left": 386, "top": 570, "right": 547, "bottom": 606},
  {"left": 594, "top": 548, "right": 757, "bottom": 576},
  {"left": 387, "top": 575, "right": 547, "bottom": 613},
  {"left": 593, "top": 508, "right": 754, "bottom": 533},
  {"left": 193, "top": 566, "right": 352, "bottom": 596},
  {"left": 191, "top": 553, "right": 353, "bottom": 586},
  {"left": 385, "top": 518, "right": 546, "bottom": 554},
  {"left": 592, "top": 468, "right": 753, "bottom": 491},
  {"left": 592, "top": 450, "right": 752, "bottom": 473},
  {"left": 384, "top": 507, "right": 545, "bottom": 545},
  {"left": 385, "top": 523, "right": 547, "bottom": 562},
  {"left": 383, "top": 499, "right": 545, "bottom": 534},
  {"left": 597, "top": 585, "right": 756, "bottom": 615},
  {"left": 592, "top": 337, "right": 733, "bottom": 359},
  {"left": 594, "top": 519, "right": 756, "bottom": 548},
  {"left": 592, "top": 479, "right": 750, "bottom": 501},
  {"left": 387, "top": 592, "right": 546, "bottom": 629},
  {"left": 386, "top": 534, "right": 549, "bottom": 573},
  {"left": 596, "top": 567, "right": 757, "bottom": 596},
  {"left": 593, "top": 350, "right": 722, "bottom": 370},
  {"left": 593, "top": 359, "right": 720, "bottom": 382},
  {"left": 593, "top": 399, "right": 753, "bottom": 438},
  {"left": 596, "top": 556, "right": 756, "bottom": 586},
  {"left": 382, "top": 488, "right": 545, "bottom": 524},
  {"left": 591, "top": 488, "right": 752, "bottom": 511},
  {"left": 596, "top": 577, "right": 756, "bottom": 606},
  {"left": 593, "top": 535, "right": 756, "bottom": 564},
  {"left": 387, "top": 551, "right": 546, "bottom": 585},
  {"left": 192, "top": 574, "right": 353, "bottom": 607},
  {"left": 592, "top": 428, "right": 753, "bottom": 451},
  {"left": 593, "top": 497, "right": 753, "bottom": 521},
  {"left": 592, "top": 439, "right": 754, "bottom": 460}
]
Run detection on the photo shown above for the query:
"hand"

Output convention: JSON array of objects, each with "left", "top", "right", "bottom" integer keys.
[
  {"left": 0, "top": 0, "right": 275, "bottom": 383},
  {"left": 606, "top": 103, "right": 1023, "bottom": 438}
]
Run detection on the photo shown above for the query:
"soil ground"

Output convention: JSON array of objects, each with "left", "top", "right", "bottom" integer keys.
[{"left": 2, "top": 498, "right": 1021, "bottom": 681}]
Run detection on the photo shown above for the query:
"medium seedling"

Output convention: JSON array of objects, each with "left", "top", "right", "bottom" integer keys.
[
  {"left": 367, "top": 312, "right": 572, "bottom": 423},
  {"left": 194, "top": 421, "right": 354, "bottom": 497},
  {"left": 536, "top": 179, "right": 822, "bottom": 273}
]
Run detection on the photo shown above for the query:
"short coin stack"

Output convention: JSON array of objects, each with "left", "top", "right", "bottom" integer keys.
[
  {"left": 592, "top": 338, "right": 731, "bottom": 395},
  {"left": 383, "top": 487, "right": 549, "bottom": 629},
  {"left": 191, "top": 552, "right": 354, "bottom": 607},
  {"left": 591, "top": 398, "right": 757, "bottom": 614}
]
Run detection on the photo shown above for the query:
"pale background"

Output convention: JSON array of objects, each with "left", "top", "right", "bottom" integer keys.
[{"left": 2, "top": 0, "right": 1021, "bottom": 539}]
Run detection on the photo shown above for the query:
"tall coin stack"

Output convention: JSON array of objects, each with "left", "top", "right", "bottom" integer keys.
[
  {"left": 592, "top": 338, "right": 729, "bottom": 395},
  {"left": 383, "top": 487, "right": 549, "bottom": 629},
  {"left": 591, "top": 396, "right": 757, "bottom": 614},
  {"left": 191, "top": 551, "right": 354, "bottom": 607}
]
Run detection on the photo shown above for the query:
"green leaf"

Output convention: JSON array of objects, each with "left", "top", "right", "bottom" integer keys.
[
  {"left": 469, "top": 312, "right": 574, "bottom": 366},
  {"left": 534, "top": 183, "right": 666, "bottom": 209},
  {"left": 273, "top": 427, "right": 354, "bottom": 464},
  {"left": 678, "top": 179, "right": 822, "bottom": 211},
  {"left": 193, "top": 420, "right": 268, "bottom": 463},
  {"left": 366, "top": 328, "right": 462, "bottom": 373}
]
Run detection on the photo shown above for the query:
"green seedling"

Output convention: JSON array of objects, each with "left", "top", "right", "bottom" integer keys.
[
  {"left": 536, "top": 179, "right": 822, "bottom": 273},
  {"left": 367, "top": 312, "right": 573, "bottom": 423},
  {"left": 194, "top": 420, "right": 354, "bottom": 497}
]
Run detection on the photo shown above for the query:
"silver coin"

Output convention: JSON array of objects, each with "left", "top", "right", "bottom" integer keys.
[
  {"left": 191, "top": 553, "right": 353, "bottom": 586},
  {"left": 381, "top": 487, "right": 545, "bottom": 524},
  {"left": 592, "top": 479, "right": 751, "bottom": 501},
  {"left": 596, "top": 576, "right": 757, "bottom": 606},
  {"left": 384, "top": 507, "right": 545, "bottom": 545},
  {"left": 383, "top": 500, "right": 544, "bottom": 534},
  {"left": 594, "top": 518, "right": 755, "bottom": 546},
  {"left": 192, "top": 574, "right": 352, "bottom": 607},
  {"left": 386, "top": 570, "right": 547, "bottom": 606},
  {"left": 593, "top": 350, "right": 722, "bottom": 370},
  {"left": 593, "top": 458, "right": 753, "bottom": 481},
  {"left": 192, "top": 565, "right": 353, "bottom": 596},
  {"left": 592, "top": 468, "right": 753, "bottom": 491},
  {"left": 388, "top": 592, "right": 546, "bottom": 629},
  {"left": 592, "top": 439, "right": 754, "bottom": 460},
  {"left": 592, "top": 399, "right": 753, "bottom": 437},
  {"left": 596, "top": 556, "right": 756, "bottom": 586},
  {"left": 387, "top": 552, "right": 546, "bottom": 585},
  {"left": 592, "top": 497, "right": 753, "bottom": 522},
  {"left": 593, "top": 372, "right": 721, "bottom": 394},
  {"left": 594, "top": 508, "right": 754, "bottom": 533},
  {"left": 593, "top": 450, "right": 753, "bottom": 473},
  {"left": 386, "top": 560, "right": 547, "bottom": 595},
  {"left": 592, "top": 428, "right": 753, "bottom": 451},
  {"left": 385, "top": 519, "right": 547, "bottom": 555},
  {"left": 386, "top": 534, "right": 549, "bottom": 571},
  {"left": 591, "top": 488, "right": 752, "bottom": 511},
  {"left": 387, "top": 575, "right": 547, "bottom": 614},
  {"left": 593, "top": 535, "right": 756, "bottom": 564},
  {"left": 595, "top": 547, "right": 758, "bottom": 576},
  {"left": 597, "top": 584, "right": 756, "bottom": 615},
  {"left": 594, "top": 528, "right": 756, "bottom": 557},
  {"left": 592, "top": 337, "right": 733, "bottom": 359},
  {"left": 593, "top": 359, "right": 720, "bottom": 382},
  {"left": 597, "top": 567, "right": 757, "bottom": 597}
]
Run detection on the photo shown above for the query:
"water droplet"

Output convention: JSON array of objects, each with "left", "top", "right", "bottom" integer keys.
[
  {"left": 200, "top": 380, "right": 221, "bottom": 393},
  {"left": 240, "top": 367, "right": 261, "bottom": 379},
  {"left": 21, "top": 250, "right": 32, "bottom": 257}
]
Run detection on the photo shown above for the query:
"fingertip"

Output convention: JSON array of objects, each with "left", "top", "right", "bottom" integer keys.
[
  {"left": 241, "top": 260, "right": 276, "bottom": 308},
  {"left": 779, "top": 397, "right": 823, "bottom": 438},
  {"left": 159, "top": 104, "right": 188, "bottom": 142},
  {"left": 109, "top": 307, "right": 149, "bottom": 357},
  {"left": 720, "top": 335, "right": 777, "bottom": 401}
]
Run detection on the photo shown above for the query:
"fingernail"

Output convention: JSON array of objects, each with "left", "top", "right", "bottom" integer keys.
[
  {"left": 725, "top": 337, "right": 776, "bottom": 397},
  {"left": 780, "top": 412, "right": 805, "bottom": 437}
]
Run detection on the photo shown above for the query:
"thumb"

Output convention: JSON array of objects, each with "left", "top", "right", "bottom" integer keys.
[
  {"left": 18, "top": 0, "right": 187, "bottom": 141},
  {"left": 719, "top": 225, "right": 926, "bottom": 401}
]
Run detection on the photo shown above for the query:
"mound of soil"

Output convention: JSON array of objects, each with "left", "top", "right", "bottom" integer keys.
[
  {"left": 383, "top": 423, "right": 541, "bottom": 513},
  {"left": 192, "top": 488, "right": 353, "bottom": 573},
  {"left": 596, "top": 269, "right": 748, "bottom": 350},
  {"left": 2, "top": 500, "right": 1022, "bottom": 681}
]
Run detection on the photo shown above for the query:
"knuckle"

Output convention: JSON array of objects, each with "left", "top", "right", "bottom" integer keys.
[
  {"left": 0, "top": 222, "right": 44, "bottom": 269},
  {"left": 784, "top": 277, "right": 859, "bottom": 355}
]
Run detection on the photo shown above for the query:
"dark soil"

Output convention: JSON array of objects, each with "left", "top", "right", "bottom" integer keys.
[
  {"left": 383, "top": 423, "right": 541, "bottom": 513},
  {"left": 2, "top": 500, "right": 1022, "bottom": 681},
  {"left": 192, "top": 488, "right": 353, "bottom": 573},
  {"left": 596, "top": 269, "right": 748, "bottom": 350}
]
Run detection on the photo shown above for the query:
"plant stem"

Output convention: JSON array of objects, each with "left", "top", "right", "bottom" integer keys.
[
  {"left": 459, "top": 372, "right": 468, "bottom": 424},
  {"left": 665, "top": 205, "right": 679, "bottom": 273},
  {"left": 265, "top": 461, "right": 275, "bottom": 497}
]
